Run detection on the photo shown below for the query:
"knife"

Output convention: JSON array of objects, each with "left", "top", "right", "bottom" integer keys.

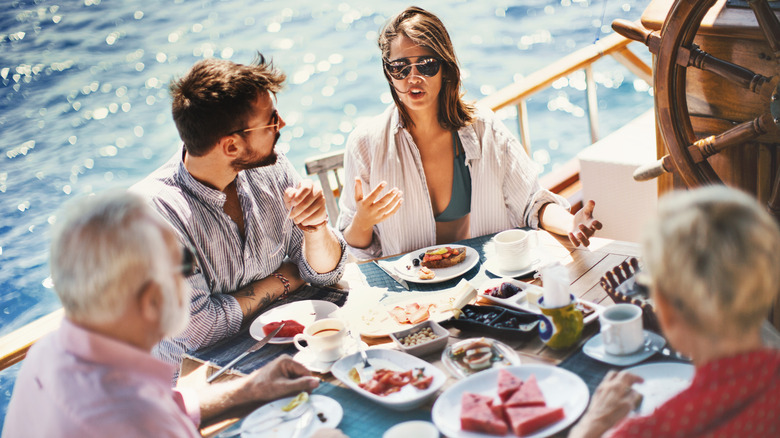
[
  {"left": 207, "top": 323, "right": 284, "bottom": 383},
  {"left": 290, "top": 405, "right": 314, "bottom": 438},
  {"left": 373, "top": 260, "right": 410, "bottom": 290}
]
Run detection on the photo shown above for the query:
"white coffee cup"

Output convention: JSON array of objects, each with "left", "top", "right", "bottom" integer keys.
[
  {"left": 493, "top": 229, "right": 538, "bottom": 272},
  {"left": 293, "top": 318, "right": 346, "bottom": 362},
  {"left": 600, "top": 304, "right": 644, "bottom": 355},
  {"left": 383, "top": 421, "right": 440, "bottom": 438}
]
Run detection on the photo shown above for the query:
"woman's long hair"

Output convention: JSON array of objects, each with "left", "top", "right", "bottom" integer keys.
[{"left": 378, "top": 6, "right": 475, "bottom": 131}]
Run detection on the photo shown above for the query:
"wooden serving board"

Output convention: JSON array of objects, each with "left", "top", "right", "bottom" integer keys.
[{"left": 351, "top": 280, "right": 477, "bottom": 338}]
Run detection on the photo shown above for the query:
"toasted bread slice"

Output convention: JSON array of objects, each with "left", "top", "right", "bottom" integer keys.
[{"left": 421, "top": 247, "right": 466, "bottom": 269}]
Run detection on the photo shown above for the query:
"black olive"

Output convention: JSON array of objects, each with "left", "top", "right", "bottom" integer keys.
[
  {"left": 412, "top": 258, "right": 420, "bottom": 266},
  {"left": 418, "top": 253, "right": 425, "bottom": 259}
]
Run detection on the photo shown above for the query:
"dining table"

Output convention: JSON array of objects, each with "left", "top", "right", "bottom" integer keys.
[{"left": 176, "top": 231, "right": 686, "bottom": 438}]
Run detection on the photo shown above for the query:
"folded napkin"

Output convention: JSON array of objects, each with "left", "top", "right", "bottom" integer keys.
[{"left": 540, "top": 262, "right": 571, "bottom": 308}]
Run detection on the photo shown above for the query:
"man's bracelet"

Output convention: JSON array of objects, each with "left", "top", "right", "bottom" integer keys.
[{"left": 271, "top": 272, "right": 291, "bottom": 300}]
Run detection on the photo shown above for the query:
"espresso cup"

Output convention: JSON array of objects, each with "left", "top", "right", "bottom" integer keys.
[
  {"left": 600, "top": 304, "right": 644, "bottom": 355},
  {"left": 293, "top": 318, "right": 346, "bottom": 362},
  {"left": 493, "top": 229, "right": 538, "bottom": 272}
]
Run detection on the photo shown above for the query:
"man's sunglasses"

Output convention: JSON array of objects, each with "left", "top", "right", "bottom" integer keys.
[
  {"left": 180, "top": 245, "right": 199, "bottom": 278},
  {"left": 383, "top": 56, "right": 442, "bottom": 80},
  {"left": 229, "top": 110, "right": 281, "bottom": 136}
]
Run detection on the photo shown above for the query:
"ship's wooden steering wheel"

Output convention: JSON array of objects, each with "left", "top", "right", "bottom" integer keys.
[{"left": 613, "top": 0, "right": 780, "bottom": 216}]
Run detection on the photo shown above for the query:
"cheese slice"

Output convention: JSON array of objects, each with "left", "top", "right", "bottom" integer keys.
[{"left": 450, "top": 279, "right": 477, "bottom": 318}]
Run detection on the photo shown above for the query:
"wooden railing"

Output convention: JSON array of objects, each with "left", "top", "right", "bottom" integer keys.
[{"left": 0, "top": 30, "right": 652, "bottom": 373}]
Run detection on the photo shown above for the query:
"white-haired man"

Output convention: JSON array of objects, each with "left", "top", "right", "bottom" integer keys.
[{"left": 2, "top": 192, "right": 345, "bottom": 437}]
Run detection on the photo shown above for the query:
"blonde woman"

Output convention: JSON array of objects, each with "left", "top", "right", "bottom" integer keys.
[
  {"left": 571, "top": 186, "right": 780, "bottom": 437},
  {"left": 337, "top": 6, "right": 601, "bottom": 259}
]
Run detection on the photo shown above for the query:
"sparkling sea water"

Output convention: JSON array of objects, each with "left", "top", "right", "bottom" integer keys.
[{"left": 0, "top": 0, "right": 652, "bottom": 425}]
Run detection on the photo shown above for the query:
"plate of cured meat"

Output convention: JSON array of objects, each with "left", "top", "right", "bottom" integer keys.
[
  {"left": 353, "top": 280, "right": 477, "bottom": 337},
  {"left": 331, "top": 348, "right": 447, "bottom": 411},
  {"left": 390, "top": 245, "right": 480, "bottom": 283}
]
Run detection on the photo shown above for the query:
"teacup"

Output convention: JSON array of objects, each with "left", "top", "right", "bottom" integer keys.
[
  {"left": 600, "top": 304, "right": 644, "bottom": 355},
  {"left": 293, "top": 318, "right": 347, "bottom": 362},
  {"left": 493, "top": 229, "right": 538, "bottom": 272},
  {"left": 537, "top": 294, "right": 583, "bottom": 349}
]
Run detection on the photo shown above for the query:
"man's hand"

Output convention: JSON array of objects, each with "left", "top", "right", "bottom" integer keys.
[
  {"left": 352, "top": 179, "right": 403, "bottom": 231},
  {"left": 284, "top": 180, "right": 329, "bottom": 230},
  {"left": 238, "top": 355, "right": 320, "bottom": 405},
  {"left": 569, "top": 370, "right": 644, "bottom": 438},
  {"left": 197, "top": 355, "right": 320, "bottom": 420},
  {"left": 569, "top": 200, "right": 602, "bottom": 247}
]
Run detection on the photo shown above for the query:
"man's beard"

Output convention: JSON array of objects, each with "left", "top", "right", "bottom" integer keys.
[{"left": 231, "top": 132, "right": 280, "bottom": 171}]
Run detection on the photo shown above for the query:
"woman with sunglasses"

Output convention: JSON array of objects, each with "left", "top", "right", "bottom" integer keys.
[{"left": 337, "top": 6, "right": 602, "bottom": 259}]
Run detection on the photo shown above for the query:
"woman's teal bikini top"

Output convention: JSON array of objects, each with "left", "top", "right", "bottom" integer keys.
[{"left": 434, "top": 133, "right": 472, "bottom": 222}]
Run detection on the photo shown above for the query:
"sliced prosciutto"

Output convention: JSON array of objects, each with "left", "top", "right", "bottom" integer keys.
[
  {"left": 389, "top": 303, "right": 436, "bottom": 324},
  {"left": 504, "top": 405, "right": 565, "bottom": 436},
  {"left": 505, "top": 374, "right": 546, "bottom": 407},
  {"left": 460, "top": 392, "right": 508, "bottom": 436}
]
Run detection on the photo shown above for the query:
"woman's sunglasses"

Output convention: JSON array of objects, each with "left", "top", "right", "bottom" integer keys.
[{"left": 383, "top": 56, "right": 442, "bottom": 80}]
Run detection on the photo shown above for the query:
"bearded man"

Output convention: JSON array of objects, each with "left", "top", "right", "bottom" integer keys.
[{"left": 130, "top": 55, "right": 346, "bottom": 371}]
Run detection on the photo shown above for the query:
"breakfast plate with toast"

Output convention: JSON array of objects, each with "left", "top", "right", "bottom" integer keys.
[{"left": 391, "top": 245, "right": 480, "bottom": 283}]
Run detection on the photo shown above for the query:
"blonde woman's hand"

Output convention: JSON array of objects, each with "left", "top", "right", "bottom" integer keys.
[{"left": 569, "top": 370, "right": 644, "bottom": 438}]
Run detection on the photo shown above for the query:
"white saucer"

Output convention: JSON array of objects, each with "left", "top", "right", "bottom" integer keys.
[
  {"left": 484, "top": 257, "right": 540, "bottom": 278},
  {"left": 293, "top": 336, "right": 368, "bottom": 374},
  {"left": 582, "top": 330, "right": 666, "bottom": 366}
]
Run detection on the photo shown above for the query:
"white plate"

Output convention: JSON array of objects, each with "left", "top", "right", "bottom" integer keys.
[
  {"left": 391, "top": 245, "right": 480, "bottom": 283},
  {"left": 582, "top": 330, "right": 666, "bottom": 367},
  {"left": 432, "top": 364, "right": 590, "bottom": 438},
  {"left": 249, "top": 300, "right": 340, "bottom": 344},
  {"left": 441, "top": 338, "right": 521, "bottom": 379},
  {"left": 240, "top": 394, "right": 342, "bottom": 438},
  {"left": 331, "top": 349, "right": 447, "bottom": 411},
  {"left": 293, "top": 336, "right": 368, "bottom": 374},
  {"left": 484, "top": 257, "right": 540, "bottom": 278},
  {"left": 625, "top": 362, "right": 694, "bottom": 416},
  {"left": 477, "top": 278, "right": 603, "bottom": 325}
]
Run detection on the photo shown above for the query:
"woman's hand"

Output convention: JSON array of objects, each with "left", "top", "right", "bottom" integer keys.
[
  {"left": 569, "top": 200, "right": 602, "bottom": 247},
  {"left": 569, "top": 370, "right": 644, "bottom": 438},
  {"left": 352, "top": 179, "right": 403, "bottom": 230}
]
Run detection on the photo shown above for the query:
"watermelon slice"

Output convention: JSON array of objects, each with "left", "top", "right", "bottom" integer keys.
[
  {"left": 262, "top": 320, "right": 304, "bottom": 338},
  {"left": 460, "top": 392, "right": 508, "bottom": 436},
  {"left": 505, "top": 374, "right": 546, "bottom": 407},
  {"left": 497, "top": 369, "right": 524, "bottom": 402},
  {"left": 505, "top": 406, "right": 565, "bottom": 436}
]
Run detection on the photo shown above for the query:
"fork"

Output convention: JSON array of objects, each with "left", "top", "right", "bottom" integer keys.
[
  {"left": 643, "top": 337, "right": 689, "bottom": 361},
  {"left": 353, "top": 331, "right": 374, "bottom": 381},
  {"left": 218, "top": 401, "right": 309, "bottom": 437}
]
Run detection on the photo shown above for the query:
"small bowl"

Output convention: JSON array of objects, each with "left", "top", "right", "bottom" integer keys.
[{"left": 389, "top": 320, "right": 449, "bottom": 357}]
